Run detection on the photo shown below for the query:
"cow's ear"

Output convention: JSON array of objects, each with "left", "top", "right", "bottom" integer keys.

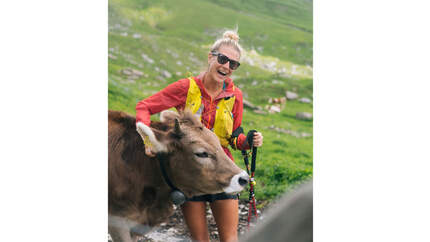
[
  {"left": 136, "top": 122, "right": 168, "bottom": 153},
  {"left": 160, "top": 110, "right": 180, "bottom": 123}
]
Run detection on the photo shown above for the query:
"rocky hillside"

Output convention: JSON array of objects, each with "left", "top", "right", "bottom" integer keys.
[{"left": 108, "top": 0, "right": 313, "bottom": 200}]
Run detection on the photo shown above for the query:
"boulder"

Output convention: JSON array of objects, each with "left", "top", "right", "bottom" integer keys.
[
  {"left": 120, "top": 68, "right": 144, "bottom": 80},
  {"left": 243, "top": 99, "right": 261, "bottom": 111},
  {"left": 132, "top": 33, "right": 142, "bottom": 39},
  {"left": 161, "top": 70, "right": 172, "bottom": 78},
  {"left": 298, "top": 97, "right": 312, "bottom": 104},
  {"left": 286, "top": 91, "right": 299, "bottom": 100},
  {"left": 121, "top": 68, "right": 133, "bottom": 76},
  {"left": 268, "top": 105, "right": 281, "bottom": 114},
  {"left": 253, "top": 110, "right": 267, "bottom": 115},
  {"left": 141, "top": 53, "right": 154, "bottom": 64},
  {"left": 296, "top": 112, "right": 313, "bottom": 121},
  {"left": 132, "top": 69, "right": 143, "bottom": 76}
]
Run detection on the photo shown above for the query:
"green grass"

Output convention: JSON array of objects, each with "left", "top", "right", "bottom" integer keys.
[{"left": 109, "top": 0, "right": 313, "bottom": 201}]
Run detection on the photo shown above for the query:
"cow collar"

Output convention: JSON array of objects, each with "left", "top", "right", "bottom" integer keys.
[{"left": 156, "top": 152, "right": 187, "bottom": 205}]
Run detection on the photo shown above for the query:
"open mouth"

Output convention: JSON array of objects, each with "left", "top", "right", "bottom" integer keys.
[{"left": 217, "top": 70, "right": 227, "bottom": 76}]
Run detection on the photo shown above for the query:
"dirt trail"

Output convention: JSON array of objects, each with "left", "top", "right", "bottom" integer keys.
[{"left": 109, "top": 200, "right": 268, "bottom": 242}]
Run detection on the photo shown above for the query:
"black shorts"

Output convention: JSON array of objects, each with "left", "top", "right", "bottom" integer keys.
[{"left": 186, "top": 192, "right": 239, "bottom": 203}]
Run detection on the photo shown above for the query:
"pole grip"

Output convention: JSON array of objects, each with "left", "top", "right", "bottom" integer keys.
[
  {"left": 246, "top": 130, "right": 258, "bottom": 173},
  {"left": 251, "top": 147, "right": 257, "bottom": 172}
]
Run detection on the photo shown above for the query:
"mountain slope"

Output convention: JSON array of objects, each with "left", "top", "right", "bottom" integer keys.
[{"left": 108, "top": 0, "right": 313, "bottom": 200}]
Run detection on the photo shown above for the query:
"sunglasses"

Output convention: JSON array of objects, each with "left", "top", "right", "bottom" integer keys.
[{"left": 211, "top": 51, "right": 240, "bottom": 70}]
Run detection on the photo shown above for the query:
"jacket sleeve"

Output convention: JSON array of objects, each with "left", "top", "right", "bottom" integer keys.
[
  {"left": 231, "top": 88, "right": 250, "bottom": 150},
  {"left": 136, "top": 79, "right": 189, "bottom": 125}
]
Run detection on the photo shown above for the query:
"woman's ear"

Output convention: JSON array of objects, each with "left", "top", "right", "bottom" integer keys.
[{"left": 208, "top": 52, "right": 214, "bottom": 64}]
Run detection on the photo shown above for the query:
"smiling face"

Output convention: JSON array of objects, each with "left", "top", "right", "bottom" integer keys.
[{"left": 206, "top": 45, "right": 240, "bottom": 84}]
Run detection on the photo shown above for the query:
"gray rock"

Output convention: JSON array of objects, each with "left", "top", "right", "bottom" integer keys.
[
  {"left": 132, "top": 69, "right": 144, "bottom": 76},
  {"left": 268, "top": 105, "right": 281, "bottom": 114},
  {"left": 301, "top": 132, "right": 312, "bottom": 137},
  {"left": 132, "top": 33, "right": 141, "bottom": 39},
  {"left": 243, "top": 99, "right": 261, "bottom": 110},
  {"left": 296, "top": 112, "right": 313, "bottom": 120},
  {"left": 267, "top": 125, "right": 312, "bottom": 138},
  {"left": 141, "top": 53, "right": 154, "bottom": 64},
  {"left": 253, "top": 110, "right": 267, "bottom": 115},
  {"left": 121, "top": 68, "right": 133, "bottom": 76},
  {"left": 120, "top": 68, "right": 144, "bottom": 80},
  {"left": 298, "top": 97, "right": 312, "bottom": 104},
  {"left": 108, "top": 53, "right": 117, "bottom": 60},
  {"left": 263, "top": 61, "right": 277, "bottom": 71},
  {"left": 162, "top": 70, "right": 172, "bottom": 78},
  {"left": 170, "top": 51, "right": 179, "bottom": 59},
  {"left": 286, "top": 91, "right": 299, "bottom": 100}
]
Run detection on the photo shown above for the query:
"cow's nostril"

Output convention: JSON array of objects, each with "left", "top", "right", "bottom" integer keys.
[{"left": 238, "top": 176, "right": 249, "bottom": 186}]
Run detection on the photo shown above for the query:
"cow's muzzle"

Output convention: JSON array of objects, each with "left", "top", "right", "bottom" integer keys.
[{"left": 223, "top": 170, "right": 249, "bottom": 194}]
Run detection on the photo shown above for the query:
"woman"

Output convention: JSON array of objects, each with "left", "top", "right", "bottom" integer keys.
[{"left": 136, "top": 29, "right": 263, "bottom": 242}]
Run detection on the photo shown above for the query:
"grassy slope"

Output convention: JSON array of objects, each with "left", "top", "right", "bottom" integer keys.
[{"left": 109, "top": 0, "right": 313, "bottom": 200}]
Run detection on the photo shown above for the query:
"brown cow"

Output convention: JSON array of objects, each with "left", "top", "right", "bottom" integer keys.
[{"left": 108, "top": 110, "right": 249, "bottom": 242}]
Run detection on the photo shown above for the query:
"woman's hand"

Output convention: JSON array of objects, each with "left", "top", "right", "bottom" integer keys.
[
  {"left": 145, "top": 146, "right": 156, "bottom": 157},
  {"left": 252, "top": 132, "right": 263, "bottom": 147}
]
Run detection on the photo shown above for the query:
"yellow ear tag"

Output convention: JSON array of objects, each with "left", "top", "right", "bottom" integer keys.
[{"left": 143, "top": 135, "right": 153, "bottom": 149}]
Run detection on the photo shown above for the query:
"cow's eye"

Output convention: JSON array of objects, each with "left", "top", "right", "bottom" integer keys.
[{"left": 195, "top": 152, "right": 209, "bottom": 158}]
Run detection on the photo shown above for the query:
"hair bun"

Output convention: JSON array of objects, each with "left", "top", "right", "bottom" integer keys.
[{"left": 223, "top": 30, "right": 239, "bottom": 42}]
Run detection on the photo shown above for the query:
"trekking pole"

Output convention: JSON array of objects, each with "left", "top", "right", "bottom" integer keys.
[{"left": 245, "top": 130, "right": 258, "bottom": 229}]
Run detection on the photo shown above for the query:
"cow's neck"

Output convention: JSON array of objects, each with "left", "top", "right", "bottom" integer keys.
[{"left": 148, "top": 155, "right": 178, "bottom": 200}]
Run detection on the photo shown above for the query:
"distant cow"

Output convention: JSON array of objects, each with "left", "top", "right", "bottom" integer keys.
[{"left": 108, "top": 110, "right": 249, "bottom": 242}]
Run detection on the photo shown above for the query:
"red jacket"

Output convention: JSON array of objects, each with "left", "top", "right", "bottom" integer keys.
[{"left": 136, "top": 74, "right": 249, "bottom": 160}]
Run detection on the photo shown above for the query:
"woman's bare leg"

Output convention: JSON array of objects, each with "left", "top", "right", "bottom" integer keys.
[
  {"left": 210, "top": 199, "right": 239, "bottom": 242},
  {"left": 181, "top": 201, "right": 210, "bottom": 242}
]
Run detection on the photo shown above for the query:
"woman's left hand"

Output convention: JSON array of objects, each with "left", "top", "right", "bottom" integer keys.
[{"left": 252, "top": 132, "right": 263, "bottom": 147}]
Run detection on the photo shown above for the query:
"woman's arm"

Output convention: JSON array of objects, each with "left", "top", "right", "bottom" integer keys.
[
  {"left": 232, "top": 88, "right": 263, "bottom": 150},
  {"left": 136, "top": 79, "right": 189, "bottom": 125},
  {"left": 231, "top": 89, "right": 249, "bottom": 150}
]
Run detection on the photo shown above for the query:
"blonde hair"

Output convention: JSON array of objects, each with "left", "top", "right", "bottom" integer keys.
[{"left": 210, "top": 29, "right": 243, "bottom": 58}]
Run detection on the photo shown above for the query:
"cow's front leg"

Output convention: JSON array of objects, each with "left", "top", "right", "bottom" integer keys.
[
  {"left": 108, "top": 225, "right": 134, "bottom": 242},
  {"left": 108, "top": 215, "right": 138, "bottom": 242}
]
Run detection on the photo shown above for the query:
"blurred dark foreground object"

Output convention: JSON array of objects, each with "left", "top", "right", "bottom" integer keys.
[{"left": 241, "top": 180, "right": 313, "bottom": 242}]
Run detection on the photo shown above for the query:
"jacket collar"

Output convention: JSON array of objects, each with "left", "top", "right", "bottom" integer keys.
[{"left": 195, "top": 73, "right": 235, "bottom": 100}]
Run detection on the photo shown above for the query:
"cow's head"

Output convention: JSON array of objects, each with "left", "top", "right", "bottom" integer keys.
[{"left": 136, "top": 110, "right": 249, "bottom": 198}]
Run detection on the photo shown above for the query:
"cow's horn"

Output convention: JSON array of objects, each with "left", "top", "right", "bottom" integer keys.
[
  {"left": 174, "top": 118, "right": 181, "bottom": 134},
  {"left": 136, "top": 122, "right": 167, "bottom": 153}
]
